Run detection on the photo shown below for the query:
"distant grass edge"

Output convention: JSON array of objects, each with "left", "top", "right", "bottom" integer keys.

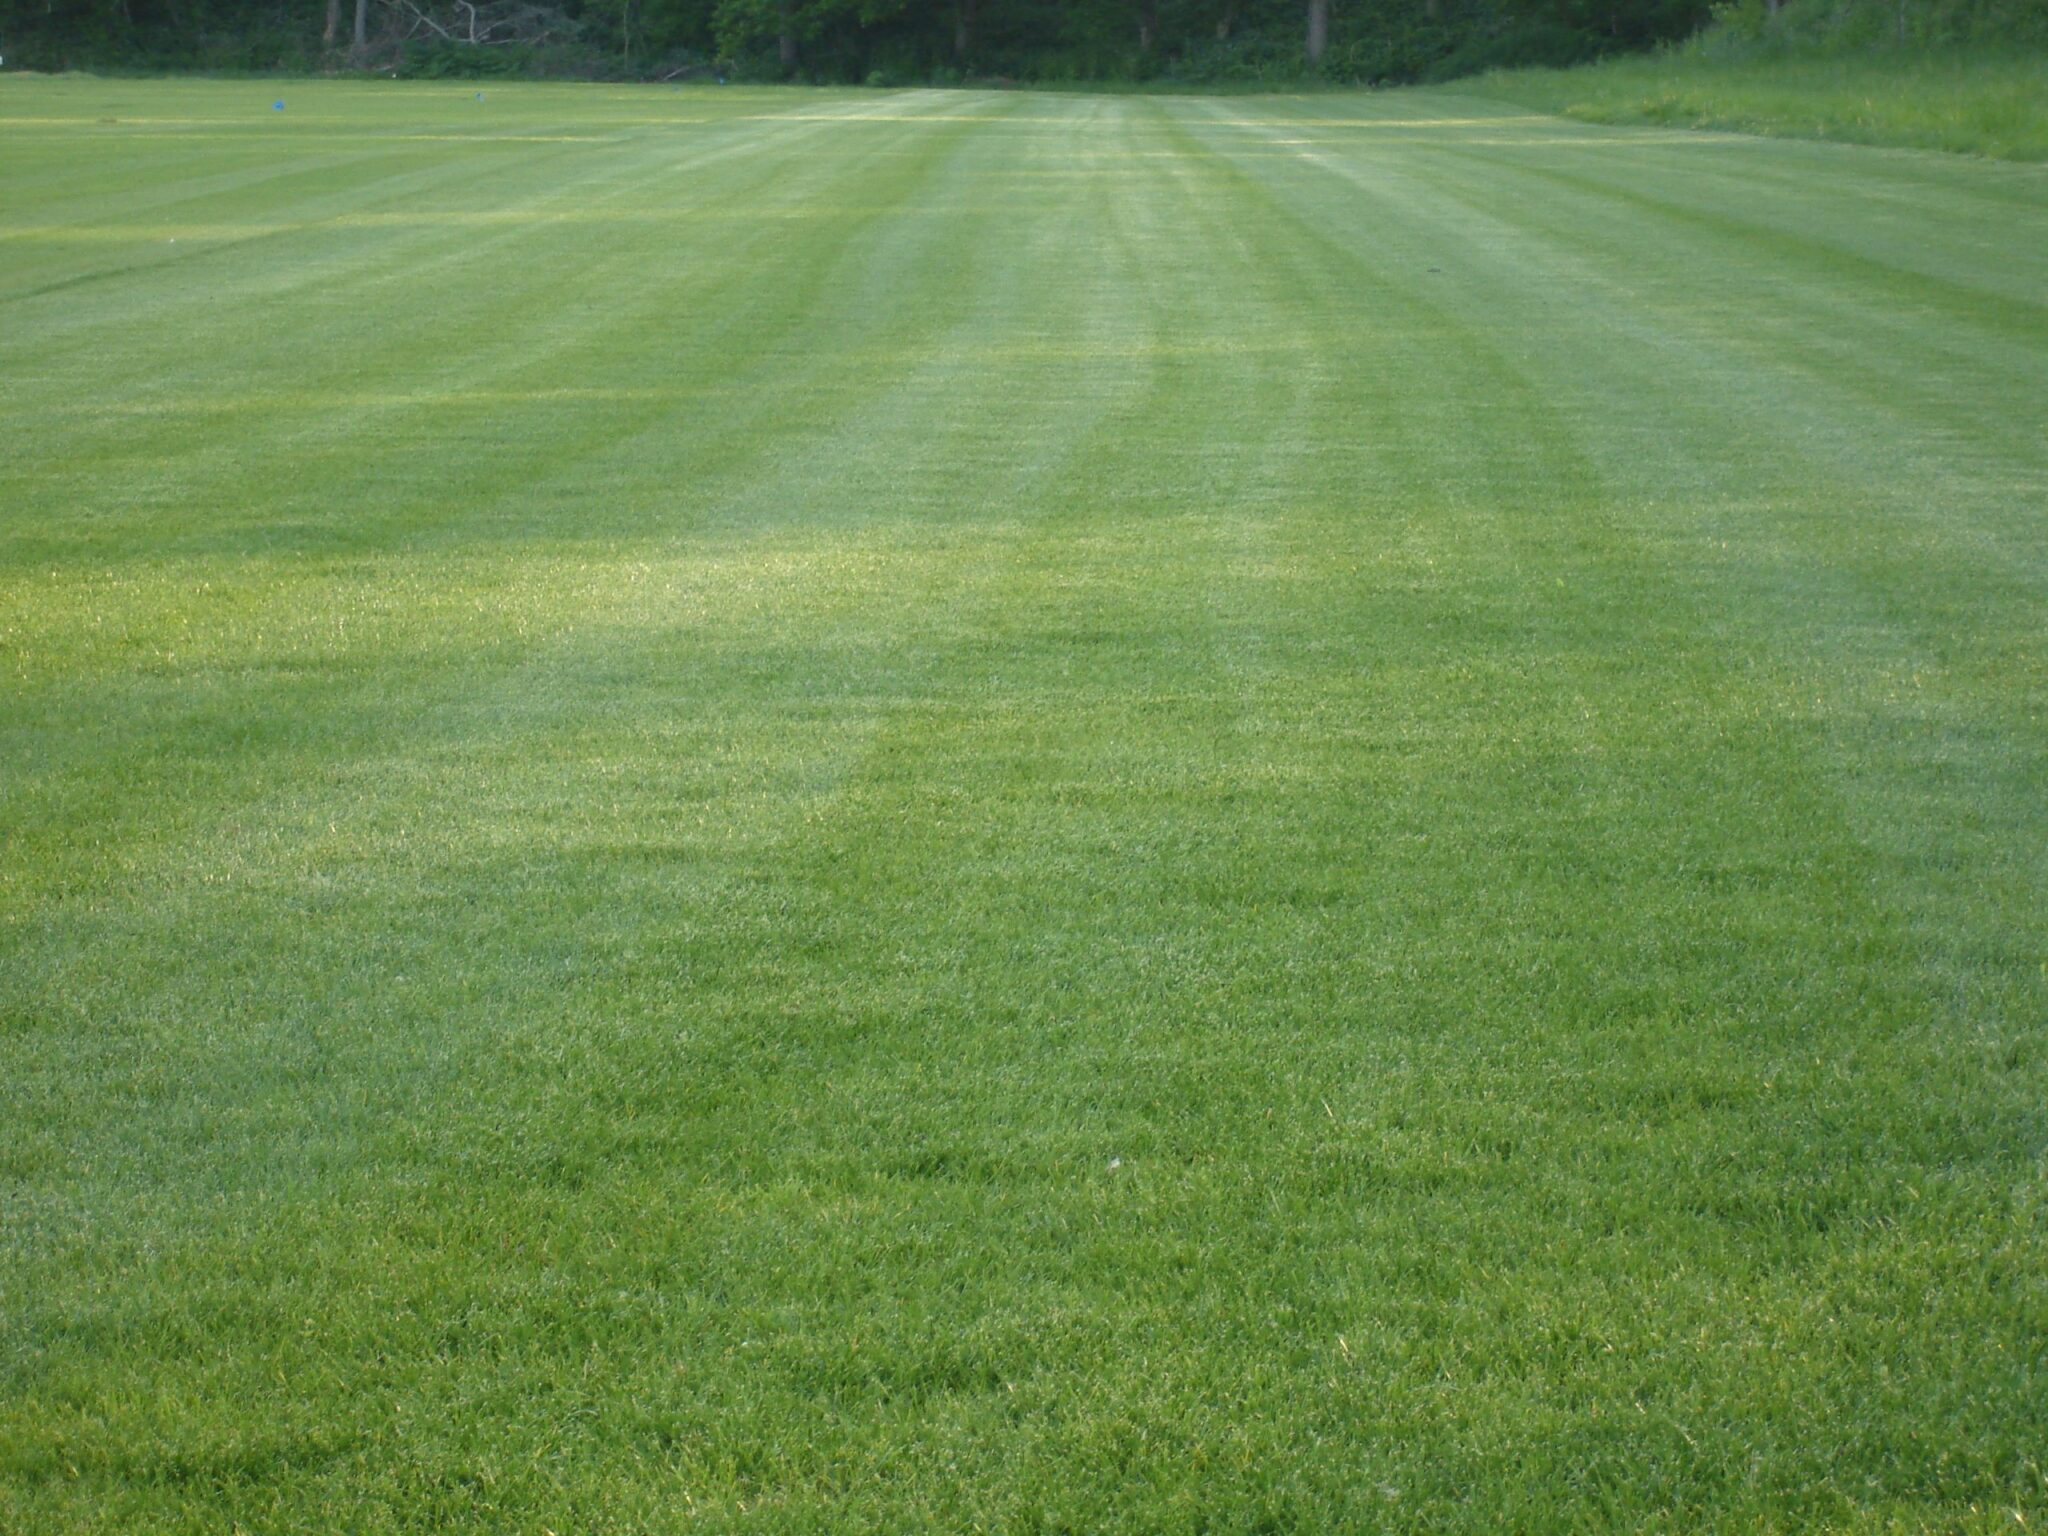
[{"left": 1466, "top": 47, "right": 2048, "bottom": 162}]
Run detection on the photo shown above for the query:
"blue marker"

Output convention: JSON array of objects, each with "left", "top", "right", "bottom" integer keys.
[
  {"left": 272, "top": 99, "right": 285, "bottom": 110},
  {"left": 476, "top": 92, "right": 484, "bottom": 100}
]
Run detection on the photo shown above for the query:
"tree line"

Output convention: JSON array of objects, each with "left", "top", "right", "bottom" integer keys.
[{"left": 0, "top": 0, "right": 1721, "bottom": 82}]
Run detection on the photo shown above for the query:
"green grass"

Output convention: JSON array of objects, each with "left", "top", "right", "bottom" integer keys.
[
  {"left": 2, "top": 75, "right": 2045, "bottom": 1532},
  {"left": 1474, "top": 48, "right": 2048, "bottom": 161}
]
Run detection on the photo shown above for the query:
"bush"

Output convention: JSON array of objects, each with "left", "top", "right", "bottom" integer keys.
[
  {"left": 399, "top": 42, "right": 539, "bottom": 77},
  {"left": 1692, "top": 0, "right": 2048, "bottom": 55}
]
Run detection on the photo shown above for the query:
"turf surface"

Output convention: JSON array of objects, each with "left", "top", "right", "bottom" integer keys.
[{"left": 2, "top": 77, "right": 2045, "bottom": 1532}]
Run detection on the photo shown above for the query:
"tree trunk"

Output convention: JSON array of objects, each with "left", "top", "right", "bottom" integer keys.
[
  {"left": 778, "top": 0, "right": 797, "bottom": 71},
  {"left": 1306, "top": 0, "right": 1328, "bottom": 65},
  {"left": 323, "top": 0, "right": 339, "bottom": 49},
  {"left": 1215, "top": 0, "right": 1236, "bottom": 40},
  {"left": 352, "top": 0, "right": 368, "bottom": 54},
  {"left": 955, "top": 0, "right": 975, "bottom": 58},
  {"left": 1137, "top": 0, "right": 1158, "bottom": 53}
]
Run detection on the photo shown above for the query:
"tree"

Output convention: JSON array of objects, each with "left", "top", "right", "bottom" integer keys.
[{"left": 6, "top": 0, "right": 1726, "bottom": 83}]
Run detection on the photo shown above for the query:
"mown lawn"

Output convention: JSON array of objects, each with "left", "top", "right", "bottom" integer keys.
[{"left": 2, "top": 77, "right": 2044, "bottom": 1531}]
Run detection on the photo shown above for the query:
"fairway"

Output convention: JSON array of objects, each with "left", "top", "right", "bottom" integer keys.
[{"left": 3, "top": 77, "right": 2045, "bottom": 1531}]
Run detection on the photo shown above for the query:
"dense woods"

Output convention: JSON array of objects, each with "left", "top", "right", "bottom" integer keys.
[
  {"left": 1, "top": 0, "right": 2035, "bottom": 86},
  {"left": 1, "top": 0, "right": 1721, "bottom": 81}
]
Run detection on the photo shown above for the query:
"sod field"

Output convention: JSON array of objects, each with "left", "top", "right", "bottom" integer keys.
[{"left": 2, "top": 76, "right": 2044, "bottom": 1531}]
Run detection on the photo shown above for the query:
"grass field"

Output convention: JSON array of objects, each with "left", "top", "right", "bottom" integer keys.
[
  {"left": 1476, "top": 48, "right": 2048, "bottom": 161},
  {"left": 3, "top": 76, "right": 2045, "bottom": 1531}
]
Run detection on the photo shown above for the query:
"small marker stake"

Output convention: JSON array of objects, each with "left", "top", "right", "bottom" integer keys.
[{"left": 272, "top": 99, "right": 285, "bottom": 110}]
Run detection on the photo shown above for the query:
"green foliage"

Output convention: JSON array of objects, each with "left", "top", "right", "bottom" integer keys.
[
  {"left": 398, "top": 40, "right": 545, "bottom": 74},
  {"left": 1695, "top": 0, "right": 2048, "bottom": 52},
  {"left": 3, "top": 75, "right": 2046, "bottom": 1534},
  {"left": 0, "top": 0, "right": 1719, "bottom": 81}
]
